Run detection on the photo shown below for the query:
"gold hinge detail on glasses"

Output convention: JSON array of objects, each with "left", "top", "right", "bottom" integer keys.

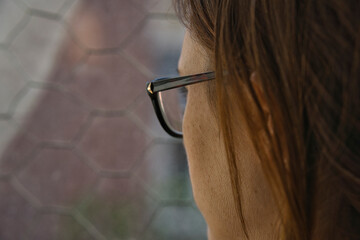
[{"left": 147, "top": 83, "right": 153, "bottom": 94}]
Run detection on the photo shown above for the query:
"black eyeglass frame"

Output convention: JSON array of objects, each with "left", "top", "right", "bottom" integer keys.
[{"left": 146, "top": 71, "right": 215, "bottom": 138}]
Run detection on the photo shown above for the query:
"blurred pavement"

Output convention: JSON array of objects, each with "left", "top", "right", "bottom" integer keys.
[{"left": 0, "top": 0, "right": 207, "bottom": 239}]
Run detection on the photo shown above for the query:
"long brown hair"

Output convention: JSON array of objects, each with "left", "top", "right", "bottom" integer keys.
[{"left": 175, "top": 0, "right": 360, "bottom": 239}]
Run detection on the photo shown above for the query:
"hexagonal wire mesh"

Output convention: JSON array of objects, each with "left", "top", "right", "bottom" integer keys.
[{"left": 0, "top": 0, "right": 207, "bottom": 239}]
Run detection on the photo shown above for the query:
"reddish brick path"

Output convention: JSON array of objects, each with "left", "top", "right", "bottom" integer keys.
[{"left": 0, "top": 0, "right": 207, "bottom": 239}]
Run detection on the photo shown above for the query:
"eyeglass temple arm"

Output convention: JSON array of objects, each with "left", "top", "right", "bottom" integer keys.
[{"left": 147, "top": 71, "right": 215, "bottom": 94}]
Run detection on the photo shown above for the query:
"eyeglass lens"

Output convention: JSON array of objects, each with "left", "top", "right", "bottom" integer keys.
[{"left": 158, "top": 87, "right": 188, "bottom": 134}]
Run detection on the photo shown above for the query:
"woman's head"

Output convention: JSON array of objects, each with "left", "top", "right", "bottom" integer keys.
[{"left": 175, "top": 1, "right": 360, "bottom": 239}]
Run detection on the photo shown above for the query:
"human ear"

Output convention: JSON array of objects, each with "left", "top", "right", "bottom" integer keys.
[{"left": 250, "top": 72, "right": 274, "bottom": 136}]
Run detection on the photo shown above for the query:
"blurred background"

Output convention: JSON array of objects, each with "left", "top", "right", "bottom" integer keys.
[{"left": 0, "top": 0, "right": 207, "bottom": 239}]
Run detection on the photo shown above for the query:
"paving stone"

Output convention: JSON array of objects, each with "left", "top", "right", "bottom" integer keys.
[
  {"left": 11, "top": 87, "right": 42, "bottom": 123},
  {"left": 130, "top": 94, "right": 169, "bottom": 139},
  {"left": 133, "top": 0, "right": 167, "bottom": 12},
  {"left": 0, "top": 181, "right": 40, "bottom": 239},
  {"left": 123, "top": 18, "right": 185, "bottom": 76},
  {"left": 0, "top": 181, "right": 94, "bottom": 240},
  {"left": 8, "top": 12, "right": 86, "bottom": 84},
  {"left": 142, "top": 205, "right": 207, "bottom": 240},
  {"left": 0, "top": 121, "right": 18, "bottom": 160},
  {"left": 11, "top": 16, "right": 67, "bottom": 82},
  {"left": 17, "top": 148, "right": 97, "bottom": 206},
  {"left": 44, "top": 215, "right": 96, "bottom": 240},
  {"left": 0, "top": 49, "right": 27, "bottom": 115},
  {"left": 63, "top": 54, "right": 146, "bottom": 110},
  {"left": 0, "top": 0, "right": 25, "bottom": 44},
  {"left": 131, "top": 0, "right": 175, "bottom": 14},
  {"left": 150, "top": 0, "right": 176, "bottom": 14},
  {"left": 68, "top": 0, "right": 145, "bottom": 49},
  {"left": 136, "top": 141, "right": 192, "bottom": 201},
  {"left": 133, "top": 0, "right": 175, "bottom": 14},
  {"left": 12, "top": 88, "right": 90, "bottom": 142},
  {"left": 56, "top": 215, "right": 97, "bottom": 240},
  {"left": 44, "top": 29, "right": 86, "bottom": 84},
  {"left": 130, "top": 0, "right": 159, "bottom": 11},
  {"left": 0, "top": 120, "right": 38, "bottom": 175},
  {"left": 78, "top": 177, "right": 157, "bottom": 239},
  {"left": 24, "top": 0, "right": 68, "bottom": 13},
  {"left": 78, "top": 116, "right": 150, "bottom": 172},
  {"left": 61, "top": 0, "right": 80, "bottom": 17}
]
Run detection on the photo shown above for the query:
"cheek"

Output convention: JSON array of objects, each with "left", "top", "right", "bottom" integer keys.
[{"left": 183, "top": 88, "right": 243, "bottom": 238}]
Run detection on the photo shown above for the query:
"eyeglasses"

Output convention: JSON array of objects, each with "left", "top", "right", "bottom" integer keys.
[{"left": 146, "top": 72, "right": 215, "bottom": 138}]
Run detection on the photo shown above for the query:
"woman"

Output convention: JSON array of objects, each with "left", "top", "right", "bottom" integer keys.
[{"left": 147, "top": 0, "right": 360, "bottom": 239}]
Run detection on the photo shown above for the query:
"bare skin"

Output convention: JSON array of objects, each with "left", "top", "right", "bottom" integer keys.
[{"left": 178, "top": 31, "right": 278, "bottom": 239}]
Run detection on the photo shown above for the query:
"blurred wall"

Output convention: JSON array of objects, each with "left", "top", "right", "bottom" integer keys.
[{"left": 0, "top": 0, "right": 207, "bottom": 239}]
